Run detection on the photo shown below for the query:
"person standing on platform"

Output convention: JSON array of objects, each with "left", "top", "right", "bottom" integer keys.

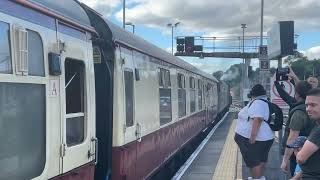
[
  {"left": 234, "top": 84, "right": 274, "bottom": 180},
  {"left": 306, "top": 76, "right": 318, "bottom": 89},
  {"left": 296, "top": 88, "right": 320, "bottom": 179},
  {"left": 280, "top": 81, "right": 314, "bottom": 177},
  {"left": 274, "top": 67, "right": 319, "bottom": 109}
]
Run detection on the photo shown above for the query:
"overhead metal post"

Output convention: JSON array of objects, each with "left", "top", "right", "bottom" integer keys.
[
  {"left": 125, "top": 22, "right": 135, "bottom": 34},
  {"left": 259, "top": 0, "right": 269, "bottom": 95},
  {"left": 241, "top": 24, "right": 247, "bottom": 105},
  {"left": 123, "top": 0, "right": 125, "bottom": 29},
  {"left": 260, "top": 0, "right": 264, "bottom": 46}
]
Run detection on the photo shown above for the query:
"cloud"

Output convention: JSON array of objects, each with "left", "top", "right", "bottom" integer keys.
[
  {"left": 79, "top": 0, "right": 121, "bottom": 17},
  {"left": 112, "top": 0, "right": 320, "bottom": 36},
  {"left": 186, "top": 57, "right": 242, "bottom": 73},
  {"left": 305, "top": 46, "right": 320, "bottom": 60},
  {"left": 221, "top": 67, "right": 240, "bottom": 81}
]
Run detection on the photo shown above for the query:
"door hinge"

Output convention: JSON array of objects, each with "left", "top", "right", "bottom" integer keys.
[{"left": 60, "top": 143, "right": 66, "bottom": 157}]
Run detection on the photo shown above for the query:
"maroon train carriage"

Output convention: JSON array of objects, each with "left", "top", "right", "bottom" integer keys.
[
  {"left": 82, "top": 4, "right": 230, "bottom": 180},
  {"left": 0, "top": 1, "right": 231, "bottom": 180}
]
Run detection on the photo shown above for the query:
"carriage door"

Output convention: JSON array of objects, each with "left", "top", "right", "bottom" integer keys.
[
  {"left": 62, "top": 56, "right": 93, "bottom": 173},
  {"left": 205, "top": 83, "right": 210, "bottom": 123},
  {"left": 58, "top": 26, "right": 94, "bottom": 172},
  {"left": 120, "top": 47, "right": 137, "bottom": 178},
  {"left": 120, "top": 47, "right": 137, "bottom": 143}
]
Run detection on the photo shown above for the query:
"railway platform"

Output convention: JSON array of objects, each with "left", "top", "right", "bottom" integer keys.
[{"left": 172, "top": 111, "right": 286, "bottom": 180}]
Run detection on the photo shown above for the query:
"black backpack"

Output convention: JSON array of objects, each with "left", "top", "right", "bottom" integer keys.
[{"left": 248, "top": 99, "right": 283, "bottom": 131}]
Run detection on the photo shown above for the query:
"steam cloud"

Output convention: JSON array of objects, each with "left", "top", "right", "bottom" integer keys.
[{"left": 221, "top": 67, "right": 240, "bottom": 81}]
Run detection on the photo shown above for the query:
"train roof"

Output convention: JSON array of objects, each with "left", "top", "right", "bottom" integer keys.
[
  {"left": 103, "top": 20, "right": 218, "bottom": 82},
  {"left": 27, "top": 0, "right": 92, "bottom": 30}
]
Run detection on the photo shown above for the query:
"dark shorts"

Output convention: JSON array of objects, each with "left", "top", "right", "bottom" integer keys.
[{"left": 234, "top": 133, "right": 274, "bottom": 168}]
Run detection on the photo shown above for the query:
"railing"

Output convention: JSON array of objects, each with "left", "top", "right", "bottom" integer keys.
[{"left": 176, "top": 35, "right": 269, "bottom": 53}]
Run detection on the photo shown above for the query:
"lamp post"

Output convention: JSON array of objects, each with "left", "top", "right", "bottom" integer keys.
[
  {"left": 167, "top": 22, "right": 180, "bottom": 55},
  {"left": 125, "top": 22, "right": 135, "bottom": 34}
]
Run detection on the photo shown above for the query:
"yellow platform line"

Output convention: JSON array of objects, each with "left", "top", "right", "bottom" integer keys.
[
  {"left": 236, "top": 148, "right": 243, "bottom": 180},
  {"left": 212, "top": 120, "right": 243, "bottom": 180}
]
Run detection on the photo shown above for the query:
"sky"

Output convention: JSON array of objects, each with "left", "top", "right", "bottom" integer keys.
[{"left": 79, "top": 0, "right": 320, "bottom": 74}]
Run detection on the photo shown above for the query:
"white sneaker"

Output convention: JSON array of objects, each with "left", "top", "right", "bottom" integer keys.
[
  {"left": 252, "top": 176, "right": 266, "bottom": 180},
  {"left": 248, "top": 177, "right": 253, "bottom": 180}
]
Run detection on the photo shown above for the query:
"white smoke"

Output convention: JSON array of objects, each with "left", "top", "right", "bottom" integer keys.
[{"left": 221, "top": 67, "right": 240, "bottom": 81}]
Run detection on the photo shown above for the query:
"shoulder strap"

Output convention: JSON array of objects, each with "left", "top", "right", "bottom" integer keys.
[
  {"left": 289, "top": 103, "right": 306, "bottom": 117},
  {"left": 249, "top": 99, "right": 268, "bottom": 107},
  {"left": 247, "top": 99, "right": 269, "bottom": 122},
  {"left": 286, "top": 104, "right": 307, "bottom": 131}
]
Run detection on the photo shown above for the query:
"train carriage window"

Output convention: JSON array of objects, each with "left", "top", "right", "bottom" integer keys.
[
  {"left": 27, "top": 30, "right": 44, "bottom": 76},
  {"left": 198, "top": 79, "right": 203, "bottom": 110},
  {"left": 159, "top": 68, "right": 172, "bottom": 125},
  {"left": 0, "top": 83, "right": 45, "bottom": 179},
  {"left": 0, "top": 21, "right": 12, "bottom": 74},
  {"left": 178, "top": 73, "right": 186, "bottom": 117},
  {"left": 65, "top": 59, "right": 85, "bottom": 146},
  {"left": 124, "top": 70, "right": 134, "bottom": 127},
  {"left": 190, "top": 77, "right": 196, "bottom": 113}
]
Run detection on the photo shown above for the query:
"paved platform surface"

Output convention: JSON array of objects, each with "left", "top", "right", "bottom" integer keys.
[{"left": 179, "top": 112, "right": 284, "bottom": 180}]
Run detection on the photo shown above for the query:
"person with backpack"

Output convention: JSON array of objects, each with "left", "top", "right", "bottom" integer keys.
[
  {"left": 280, "top": 81, "right": 315, "bottom": 178},
  {"left": 234, "top": 84, "right": 275, "bottom": 180}
]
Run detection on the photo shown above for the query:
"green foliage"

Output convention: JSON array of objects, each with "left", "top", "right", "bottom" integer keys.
[{"left": 291, "top": 59, "right": 320, "bottom": 80}]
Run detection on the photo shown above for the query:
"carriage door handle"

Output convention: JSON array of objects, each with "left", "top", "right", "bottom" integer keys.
[
  {"left": 136, "top": 123, "right": 142, "bottom": 142},
  {"left": 88, "top": 137, "right": 98, "bottom": 165}
]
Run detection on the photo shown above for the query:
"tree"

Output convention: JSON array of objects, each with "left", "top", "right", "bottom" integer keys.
[{"left": 290, "top": 59, "right": 320, "bottom": 80}]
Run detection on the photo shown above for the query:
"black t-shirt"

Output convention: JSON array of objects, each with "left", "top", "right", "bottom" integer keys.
[{"left": 301, "top": 125, "right": 320, "bottom": 179}]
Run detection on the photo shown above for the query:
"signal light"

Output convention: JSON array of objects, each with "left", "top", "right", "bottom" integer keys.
[
  {"left": 248, "top": 66, "right": 253, "bottom": 78},
  {"left": 176, "top": 38, "right": 185, "bottom": 45},
  {"left": 185, "top": 36, "right": 194, "bottom": 53},
  {"left": 177, "top": 44, "right": 184, "bottom": 52},
  {"left": 194, "top": 45, "right": 203, "bottom": 52}
]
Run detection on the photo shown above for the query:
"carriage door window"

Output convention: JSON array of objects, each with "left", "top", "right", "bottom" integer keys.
[
  {"left": 190, "top": 77, "right": 196, "bottom": 113},
  {"left": 159, "top": 68, "right": 172, "bottom": 125},
  {"left": 124, "top": 70, "right": 134, "bottom": 127},
  {"left": 198, "top": 80, "right": 202, "bottom": 110},
  {"left": 178, "top": 73, "right": 186, "bottom": 117},
  {"left": 65, "top": 59, "right": 85, "bottom": 146},
  {"left": 0, "top": 21, "right": 12, "bottom": 73}
]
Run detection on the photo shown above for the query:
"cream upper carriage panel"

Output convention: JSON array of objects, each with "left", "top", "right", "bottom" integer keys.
[
  {"left": 133, "top": 52, "right": 160, "bottom": 136},
  {"left": 104, "top": 18, "right": 219, "bottom": 146},
  {"left": 169, "top": 68, "right": 179, "bottom": 123},
  {"left": 0, "top": 10, "right": 62, "bottom": 180},
  {"left": 176, "top": 69, "right": 189, "bottom": 120}
]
